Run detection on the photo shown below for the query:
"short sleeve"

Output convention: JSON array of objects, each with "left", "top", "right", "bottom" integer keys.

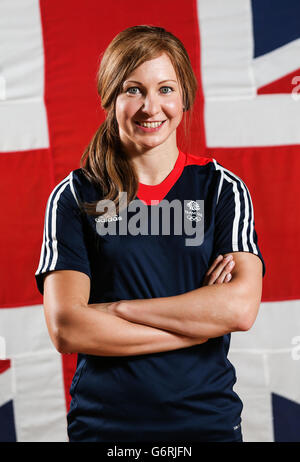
[
  {"left": 212, "top": 162, "right": 266, "bottom": 277},
  {"left": 35, "top": 172, "right": 91, "bottom": 295}
]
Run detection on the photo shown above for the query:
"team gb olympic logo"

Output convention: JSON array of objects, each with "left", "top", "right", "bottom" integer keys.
[{"left": 185, "top": 200, "right": 203, "bottom": 222}]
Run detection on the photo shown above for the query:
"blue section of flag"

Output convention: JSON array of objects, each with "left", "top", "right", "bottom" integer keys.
[
  {"left": 0, "top": 400, "right": 17, "bottom": 442},
  {"left": 272, "top": 393, "right": 300, "bottom": 442},
  {"left": 251, "top": 0, "right": 300, "bottom": 58}
]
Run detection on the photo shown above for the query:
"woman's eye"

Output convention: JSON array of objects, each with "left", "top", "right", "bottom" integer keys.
[
  {"left": 126, "top": 87, "right": 141, "bottom": 95},
  {"left": 125, "top": 86, "right": 173, "bottom": 95},
  {"left": 160, "top": 86, "right": 173, "bottom": 94}
]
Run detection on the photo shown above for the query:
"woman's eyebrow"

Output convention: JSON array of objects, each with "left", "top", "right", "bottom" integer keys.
[
  {"left": 123, "top": 80, "right": 142, "bottom": 85},
  {"left": 124, "top": 79, "right": 177, "bottom": 85},
  {"left": 158, "top": 79, "right": 177, "bottom": 84}
]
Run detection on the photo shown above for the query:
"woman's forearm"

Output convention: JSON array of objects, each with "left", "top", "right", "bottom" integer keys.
[
  {"left": 56, "top": 303, "right": 208, "bottom": 356},
  {"left": 107, "top": 253, "right": 263, "bottom": 339},
  {"left": 111, "top": 285, "right": 242, "bottom": 339}
]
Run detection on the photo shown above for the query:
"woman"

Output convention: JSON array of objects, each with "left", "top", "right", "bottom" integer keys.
[{"left": 35, "top": 25, "right": 265, "bottom": 442}]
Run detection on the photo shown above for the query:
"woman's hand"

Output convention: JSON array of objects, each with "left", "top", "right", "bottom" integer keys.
[{"left": 203, "top": 254, "right": 235, "bottom": 286}]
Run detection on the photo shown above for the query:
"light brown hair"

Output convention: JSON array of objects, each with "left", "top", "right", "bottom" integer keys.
[{"left": 80, "top": 25, "right": 198, "bottom": 217}]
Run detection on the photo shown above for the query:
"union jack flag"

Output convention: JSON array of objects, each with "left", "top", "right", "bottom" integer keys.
[{"left": 0, "top": 0, "right": 299, "bottom": 442}]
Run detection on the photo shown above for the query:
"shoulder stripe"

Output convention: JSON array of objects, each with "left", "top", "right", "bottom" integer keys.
[
  {"left": 212, "top": 159, "right": 224, "bottom": 204},
  {"left": 213, "top": 160, "right": 258, "bottom": 254},
  {"left": 223, "top": 172, "right": 242, "bottom": 252},
  {"left": 35, "top": 174, "right": 72, "bottom": 276},
  {"left": 222, "top": 167, "right": 258, "bottom": 255},
  {"left": 69, "top": 171, "right": 80, "bottom": 207},
  {"left": 49, "top": 180, "right": 70, "bottom": 272},
  {"left": 244, "top": 185, "right": 258, "bottom": 255}
]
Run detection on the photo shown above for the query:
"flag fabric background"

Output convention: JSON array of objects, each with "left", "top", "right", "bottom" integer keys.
[{"left": 0, "top": 0, "right": 300, "bottom": 442}]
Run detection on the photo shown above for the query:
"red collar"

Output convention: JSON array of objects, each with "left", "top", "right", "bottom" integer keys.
[{"left": 137, "top": 150, "right": 186, "bottom": 205}]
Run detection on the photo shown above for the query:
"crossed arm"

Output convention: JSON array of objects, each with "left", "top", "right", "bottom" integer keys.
[
  {"left": 43, "top": 252, "right": 263, "bottom": 356},
  {"left": 106, "top": 252, "right": 262, "bottom": 338}
]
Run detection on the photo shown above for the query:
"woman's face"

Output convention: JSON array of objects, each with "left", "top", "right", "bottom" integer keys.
[{"left": 115, "top": 53, "right": 184, "bottom": 151}]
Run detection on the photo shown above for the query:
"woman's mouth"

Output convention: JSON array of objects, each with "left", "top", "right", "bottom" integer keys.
[{"left": 135, "top": 120, "right": 166, "bottom": 132}]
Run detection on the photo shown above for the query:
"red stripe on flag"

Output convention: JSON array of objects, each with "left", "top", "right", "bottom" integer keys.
[
  {"left": 257, "top": 68, "right": 300, "bottom": 95},
  {"left": 0, "top": 360, "right": 11, "bottom": 374}
]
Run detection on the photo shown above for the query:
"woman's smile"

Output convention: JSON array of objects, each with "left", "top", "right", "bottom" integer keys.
[{"left": 134, "top": 120, "right": 167, "bottom": 131}]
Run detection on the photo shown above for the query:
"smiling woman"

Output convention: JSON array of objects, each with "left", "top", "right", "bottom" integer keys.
[
  {"left": 77, "top": 25, "right": 197, "bottom": 210},
  {"left": 35, "top": 25, "right": 265, "bottom": 443}
]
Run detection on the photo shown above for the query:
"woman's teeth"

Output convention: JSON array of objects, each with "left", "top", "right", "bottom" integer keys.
[{"left": 137, "top": 121, "right": 164, "bottom": 128}]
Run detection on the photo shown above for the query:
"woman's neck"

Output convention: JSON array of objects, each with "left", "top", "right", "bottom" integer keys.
[{"left": 122, "top": 139, "right": 179, "bottom": 186}]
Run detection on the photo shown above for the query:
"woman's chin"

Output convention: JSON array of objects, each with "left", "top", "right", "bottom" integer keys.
[
  {"left": 133, "top": 138, "right": 166, "bottom": 150},
  {"left": 134, "top": 132, "right": 175, "bottom": 150}
]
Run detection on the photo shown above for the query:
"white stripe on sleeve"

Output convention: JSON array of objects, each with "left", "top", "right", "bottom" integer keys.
[
  {"left": 35, "top": 175, "right": 71, "bottom": 275},
  {"left": 214, "top": 161, "right": 257, "bottom": 254}
]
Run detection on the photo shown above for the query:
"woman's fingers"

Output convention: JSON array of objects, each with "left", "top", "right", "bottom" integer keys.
[
  {"left": 205, "top": 254, "right": 223, "bottom": 277},
  {"left": 204, "top": 254, "right": 235, "bottom": 286},
  {"left": 215, "top": 259, "right": 235, "bottom": 284}
]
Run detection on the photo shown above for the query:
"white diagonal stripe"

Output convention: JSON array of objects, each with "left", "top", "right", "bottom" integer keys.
[{"left": 253, "top": 39, "right": 300, "bottom": 89}]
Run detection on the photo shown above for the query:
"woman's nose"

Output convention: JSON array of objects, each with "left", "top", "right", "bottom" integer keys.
[{"left": 141, "top": 92, "right": 160, "bottom": 115}]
